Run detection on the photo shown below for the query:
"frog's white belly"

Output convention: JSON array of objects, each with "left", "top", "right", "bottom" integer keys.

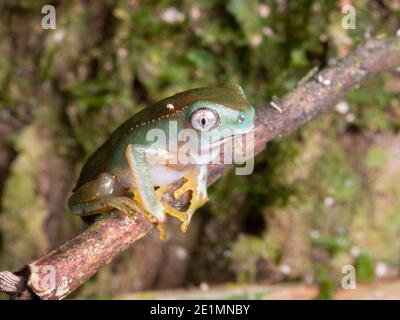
[
  {"left": 111, "top": 163, "right": 189, "bottom": 190},
  {"left": 148, "top": 164, "right": 189, "bottom": 186},
  {"left": 111, "top": 145, "right": 217, "bottom": 189}
]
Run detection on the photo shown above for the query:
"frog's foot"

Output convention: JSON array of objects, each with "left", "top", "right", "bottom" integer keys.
[
  {"left": 112, "top": 198, "right": 166, "bottom": 240},
  {"left": 155, "top": 184, "right": 188, "bottom": 223},
  {"left": 177, "top": 176, "right": 208, "bottom": 233},
  {"left": 133, "top": 193, "right": 167, "bottom": 240},
  {"left": 156, "top": 170, "right": 208, "bottom": 233}
]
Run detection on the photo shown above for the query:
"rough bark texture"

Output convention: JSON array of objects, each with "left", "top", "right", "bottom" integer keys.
[{"left": 1, "top": 37, "right": 400, "bottom": 300}]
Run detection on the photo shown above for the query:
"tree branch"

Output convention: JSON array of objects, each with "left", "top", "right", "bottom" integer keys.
[{"left": 1, "top": 37, "right": 400, "bottom": 300}]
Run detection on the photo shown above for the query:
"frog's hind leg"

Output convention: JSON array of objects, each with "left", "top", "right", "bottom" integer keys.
[
  {"left": 68, "top": 172, "right": 128, "bottom": 216},
  {"left": 159, "top": 165, "right": 209, "bottom": 233},
  {"left": 68, "top": 172, "right": 154, "bottom": 228}
]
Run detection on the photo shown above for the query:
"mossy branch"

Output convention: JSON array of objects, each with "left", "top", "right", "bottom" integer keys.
[{"left": 1, "top": 36, "right": 400, "bottom": 300}]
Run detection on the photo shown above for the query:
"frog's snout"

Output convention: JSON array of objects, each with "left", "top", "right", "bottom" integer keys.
[{"left": 238, "top": 106, "right": 255, "bottom": 134}]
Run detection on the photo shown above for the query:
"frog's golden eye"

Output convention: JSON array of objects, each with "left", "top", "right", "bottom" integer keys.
[{"left": 190, "top": 108, "right": 219, "bottom": 131}]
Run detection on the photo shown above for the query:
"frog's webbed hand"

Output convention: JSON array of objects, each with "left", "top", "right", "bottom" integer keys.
[
  {"left": 125, "top": 144, "right": 167, "bottom": 239},
  {"left": 157, "top": 165, "right": 208, "bottom": 233},
  {"left": 68, "top": 172, "right": 148, "bottom": 220}
]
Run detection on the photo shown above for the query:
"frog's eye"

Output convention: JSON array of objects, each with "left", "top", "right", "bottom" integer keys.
[{"left": 190, "top": 108, "right": 219, "bottom": 131}]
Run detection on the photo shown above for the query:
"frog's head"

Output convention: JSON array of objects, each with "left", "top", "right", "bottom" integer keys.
[
  {"left": 144, "top": 84, "right": 255, "bottom": 165},
  {"left": 183, "top": 84, "right": 255, "bottom": 147}
]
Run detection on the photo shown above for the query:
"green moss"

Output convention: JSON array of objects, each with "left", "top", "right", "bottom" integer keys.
[
  {"left": 311, "top": 235, "right": 352, "bottom": 256},
  {"left": 316, "top": 268, "right": 335, "bottom": 300},
  {"left": 227, "top": 0, "right": 262, "bottom": 43},
  {"left": 355, "top": 253, "right": 375, "bottom": 283},
  {"left": 230, "top": 234, "right": 266, "bottom": 282},
  {"left": 0, "top": 125, "right": 49, "bottom": 269},
  {"left": 347, "top": 78, "right": 396, "bottom": 132},
  {"left": 364, "top": 146, "right": 390, "bottom": 168}
]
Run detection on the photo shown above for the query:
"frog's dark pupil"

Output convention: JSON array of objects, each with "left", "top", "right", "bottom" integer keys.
[{"left": 201, "top": 118, "right": 206, "bottom": 126}]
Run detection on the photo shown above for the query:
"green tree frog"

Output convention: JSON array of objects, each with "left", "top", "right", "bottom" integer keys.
[{"left": 68, "top": 84, "right": 255, "bottom": 239}]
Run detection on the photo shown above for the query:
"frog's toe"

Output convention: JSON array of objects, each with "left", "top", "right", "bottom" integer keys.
[
  {"left": 172, "top": 181, "right": 208, "bottom": 233},
  {"left": 133, "top": 192, "right": 168, "bottom": 240},
  {"left": 157, "top": 222, "right": 167, "bottom": 241},
  {"left": 155, "top": 186, "right": 188, "bottom": 223},
  {"left": 155, "top": 184, "right": 193, "bottom": 231},
  {"left": 173, "top": 179, "right": 194, "bottom": 199},
  {"left": 180, "top": 192, "right": 208, "bottom": 233}
]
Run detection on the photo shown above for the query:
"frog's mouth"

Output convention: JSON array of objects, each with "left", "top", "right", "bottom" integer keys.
[{"left": 199, "top": 126, "right": 254, "bottom": 152}]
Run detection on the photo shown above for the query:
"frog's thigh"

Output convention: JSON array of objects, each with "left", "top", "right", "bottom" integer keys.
[
  {"left": 68, "top": 172, "right": 147, "bottom": 218},
  {"left": 69, "top": 172, "right": 119, "bottom": 214},
  {"left": 125, "top": 144, "right": 166, "bottom": 224}
]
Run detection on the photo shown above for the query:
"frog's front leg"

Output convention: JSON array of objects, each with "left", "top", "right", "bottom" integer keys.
[
  {"left": 125, "top": 144, "right": 167, "bottom": 239},
  {"left": 158, "top": 165, "right": 208, "bottom": 233}
]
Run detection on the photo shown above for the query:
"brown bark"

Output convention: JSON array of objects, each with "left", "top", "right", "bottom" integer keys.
[{"left": 1, "top": 37, "right": 400, "bottom": 300}]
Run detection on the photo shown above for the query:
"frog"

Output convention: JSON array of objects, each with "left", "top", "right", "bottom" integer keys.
[{"left": 68, "top": 84, "right": 255, "bottom": 240}]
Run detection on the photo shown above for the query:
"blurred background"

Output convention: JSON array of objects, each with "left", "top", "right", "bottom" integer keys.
[{"left": 1, "top": 0, "right": 400, "bottom": 300}]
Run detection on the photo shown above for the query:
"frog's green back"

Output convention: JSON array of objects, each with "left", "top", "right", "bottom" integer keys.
[
  {"left": 74, "top": 84, "right": 249, "bottom": 189},
  {"left": 118, "top": 83, "right": 250, "bottom": 131}
]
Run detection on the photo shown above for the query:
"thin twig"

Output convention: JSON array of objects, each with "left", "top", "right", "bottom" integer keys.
[{"left": 0, "top": 271, "right": 22, "bottom": 295}]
